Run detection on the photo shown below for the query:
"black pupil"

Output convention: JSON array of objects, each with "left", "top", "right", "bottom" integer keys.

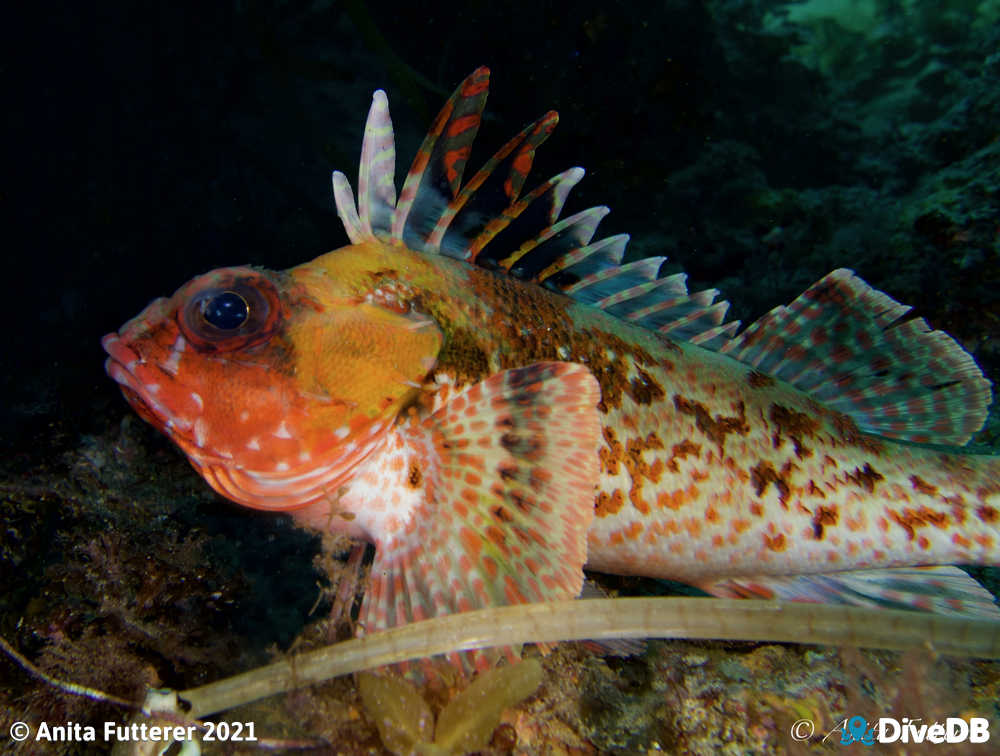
[{"left": 203, "top": 291, "right": 249, "bottom": 330}]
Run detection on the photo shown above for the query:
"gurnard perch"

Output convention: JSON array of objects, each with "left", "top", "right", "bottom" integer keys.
[{"left": 103, "top": 69, "right": 1000, "bottom": 669}]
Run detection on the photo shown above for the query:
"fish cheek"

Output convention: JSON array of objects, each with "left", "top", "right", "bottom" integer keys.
[{"left": 289, "top": 302, "right": 443, "bottom": 422}]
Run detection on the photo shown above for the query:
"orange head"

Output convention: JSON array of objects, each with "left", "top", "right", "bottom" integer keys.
[{"left": 102, "top": 252, "right": 441, "bottom": 512}]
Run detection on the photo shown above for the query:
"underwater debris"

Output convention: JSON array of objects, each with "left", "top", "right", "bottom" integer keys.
[{"left": 178, "top": 597, "right": 1000, "bottom": 718}]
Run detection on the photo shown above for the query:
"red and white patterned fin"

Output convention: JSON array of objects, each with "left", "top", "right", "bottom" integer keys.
[
  {"left": 687, "top": 319, "right": 742, "bottom": 349},
  {"left": 699, "top": 565, "right": 1000, "bottom": 619},
  {"left": 465, "top": 167, "right": 584, "bottom": 268},
  {"left": 497, "top": 206, "right": 610, "bottom": 278},
  {"left": 720, "top": 269, "right": 992, "bottom": 445},
  {"left": 565, "top": 257, "right": 667, "bottom": 304},
  {"left": 361, "top": 362, "right": 601, "bottom": 673},
  {"left": 392, "top": 67, "right": 491, "bottom": 245},
  {"left": 655, "top": 300, "right": 733, "bottom": 343},
  {"left": 596, "top": 273, "right": 690, "bottom": 313},
  {"left": 428, "top": 111, "right": 559, "bottom": 257},
  {"left": 535, "top": 234, "right": 629, "bottom": 285}
]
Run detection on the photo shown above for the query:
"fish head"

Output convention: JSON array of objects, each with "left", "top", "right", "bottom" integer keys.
[{"left": 102, "top": 251, "right": 442, "bottom": 511}]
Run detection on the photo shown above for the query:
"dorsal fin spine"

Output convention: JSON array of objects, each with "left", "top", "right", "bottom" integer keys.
[
  {"left": 358, "top": 90, "right": 396, "bottom": 238},
  {"left": 425, "top": 111, "right": 559, "bottom": 254},
  {"left": 535, "top": 233, "right": 628, "bottom": 284},
  {"left": 332, "top": 171, "right": 366, "bottom": 244},
  {"left": 465, "top": 167, "right": 584, "bottom": 262},
  {"left": 498, "top": 206, "right": 609, "bottom": 272}
]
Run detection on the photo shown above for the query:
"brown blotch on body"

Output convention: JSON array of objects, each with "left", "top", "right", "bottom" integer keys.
[
  {"left": 847, "top": 463, "right": 884, "bottom": 493},
  {"left": 910, "top": 475, "right": 938, "bottom": 497},
  {"left": 673, "top": 394, "right": 749, "bottom": 455},
  {"left": 623, "top": 433, "right": 666, "bottom": 515},
  {"left": 770, "top": 404, "right": 820, "bottom": 459},
  {"left": 977, "top": 505, "right": 999, "bottom": 524},
  {"left": 435, "top": 326, "right": 493, "bottom": 386},
  {"left": 889, "top": 506, "right": 949, "bottom": 540},
  {"left": 599, "top": 426, "right": 625, "bottom": 475},
  {"left": 626, "top": 366, "right": 666, "bottom": 405},
  {"left": 764, "top": 532, "right": 787, "bottom": 552},
  {"left": 579, "top": 329, "right": 661, "bottom": 412},
  {"left": 595, "top": 488, "right": 625, "bottom": 517},
  {"left": 666, "top": 439, "right": 701, "bottom": 472},
  {"left": 807, "top": 480, "right": 826, "bottom": 499},
  {"left": 811, "top": 504, "right": 839, "bottom": 539},
  {"left": 829, "top": 410, "right": 884, "bottom": 455},
  {"left": 747, "top": 370, "right": 775, "bottom": 389},
  {"left": 749, "top": 460, "right": 791, "bottom": 506}
]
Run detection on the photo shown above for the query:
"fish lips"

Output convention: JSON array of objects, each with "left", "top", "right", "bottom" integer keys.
[{"left": 101, "top": 332, "right": 175, "bottom": 433}]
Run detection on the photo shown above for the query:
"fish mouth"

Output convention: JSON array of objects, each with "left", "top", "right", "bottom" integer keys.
[{"left": 101, "top": 332, "right": 173, "bottom": 430}]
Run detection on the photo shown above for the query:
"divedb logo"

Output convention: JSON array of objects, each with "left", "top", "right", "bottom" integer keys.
[{"left": 837, "top": 715, "right": 990, "bottom": 745}]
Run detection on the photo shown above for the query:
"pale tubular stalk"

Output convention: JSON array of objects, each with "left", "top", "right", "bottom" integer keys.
[{"left": 181, "top": 597, "right": 1000, "bottom": 718}]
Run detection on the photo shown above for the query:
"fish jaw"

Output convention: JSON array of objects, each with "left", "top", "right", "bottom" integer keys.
[{"left": 102, "top": 259, "right": 443, "bottom": 512}]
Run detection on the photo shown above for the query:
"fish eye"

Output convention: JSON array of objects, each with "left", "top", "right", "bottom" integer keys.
[
  {"left": 201, "top": 290, "right": 249, "bottom": 330},
  {"left": 178, "top": 271, "right": 283, "bottom": 352}
]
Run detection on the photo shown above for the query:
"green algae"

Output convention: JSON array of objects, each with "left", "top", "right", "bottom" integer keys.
[
  {"left": 359, "top": 658, "right": 543, "bottom": 755},
  {"left": 358, "top": 672, "right": 435, "bottom": 755}
]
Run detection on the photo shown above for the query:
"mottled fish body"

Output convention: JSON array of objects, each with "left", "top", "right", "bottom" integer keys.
[{"left": 103, "top": 69, "right": 1000, "bottom": 669}]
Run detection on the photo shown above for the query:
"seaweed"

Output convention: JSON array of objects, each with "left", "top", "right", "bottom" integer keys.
[{"left": 359, "top": 659, "right": 543, "bottom": 755}]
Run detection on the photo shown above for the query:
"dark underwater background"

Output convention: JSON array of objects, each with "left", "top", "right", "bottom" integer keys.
[{"left": 2, "top": 1, "right": 999, "bottom": 753}]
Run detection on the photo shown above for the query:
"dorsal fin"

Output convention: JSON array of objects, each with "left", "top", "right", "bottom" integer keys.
[
  {"left": 332, "top": 67, "right": 738, "bottom": 347},
  {"left": 331, "top": 71, "right": 994, "bottom": 442},
  {"left": 720, "top": 269, "right": 992, "bottom": 445}
]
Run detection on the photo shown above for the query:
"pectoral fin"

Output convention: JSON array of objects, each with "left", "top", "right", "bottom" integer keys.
[{"left": 361, "top": 362, "right": 601, "bottom": 672}]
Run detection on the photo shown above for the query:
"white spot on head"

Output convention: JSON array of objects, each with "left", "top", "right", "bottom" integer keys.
[
  {"left": 334, "top": 426, "right": 350, "bottom": 440},
  {"left": 239, "top": 410, "right": 250, "bottom": 423},
  {"left": 162, "top": 334, "right": 188, "bottom": 377},
  {"left": 168, "top": 415, "right": 193, "bottom": 431},
  {"left": 194, "top": 417, "right": 208, "bottom": 448},
  {"left": 247, "top": 437, "right": 261, "bottom": 451},
  {"left": 275, "top": 462, "right": 290, "bottom": 472},
  {"left": 274, "top": 421, "right": 292, "bottom": 439},
  {"left": 190, "top": 391, "right": 204, "bottom": 412},
  {"left": 299, "top": 451, "right": 312, "bottom": 463}
]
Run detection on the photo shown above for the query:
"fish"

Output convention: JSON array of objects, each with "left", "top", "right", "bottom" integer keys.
[{"left": 102, "top": 68, "right": 1000, "bottom": 669}]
